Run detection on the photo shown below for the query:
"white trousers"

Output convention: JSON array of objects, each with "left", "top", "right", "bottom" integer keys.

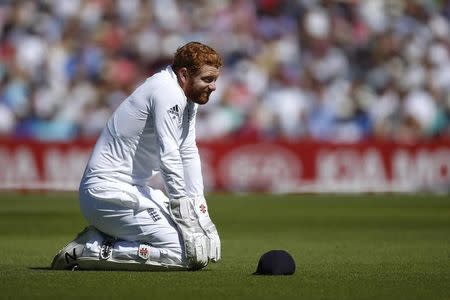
[{"left": 79, "top": 183, "right": 185, "bottom": 268}]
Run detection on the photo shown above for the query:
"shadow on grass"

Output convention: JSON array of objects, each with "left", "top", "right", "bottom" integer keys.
[
  {"left": 29, "top": 267, "right": 52, "bottom": 271},
  {"left": 28, "top": 266, "right": 211, "bottom": 273}
]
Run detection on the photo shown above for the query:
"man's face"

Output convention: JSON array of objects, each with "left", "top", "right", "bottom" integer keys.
[{"left": 184, "top": 65, "right": 220, "bottom": 105}]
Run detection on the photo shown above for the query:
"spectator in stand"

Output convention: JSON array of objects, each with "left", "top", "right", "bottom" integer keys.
[{"left": 0, "top": 0, "right": 450, "bottom": 142}]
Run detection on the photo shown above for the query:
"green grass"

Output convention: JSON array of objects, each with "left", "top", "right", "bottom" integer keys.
[{"left": 0, "top": 192, "right": 449, "bottom": 300}]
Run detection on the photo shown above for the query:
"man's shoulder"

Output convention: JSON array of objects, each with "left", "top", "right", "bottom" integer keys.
[
  {"left": 147, "top": 66, "right": 176, "bottom": 86},
  {"left": 129, "top": 69, "right": 180, "bottom": 102},
  {"left": 147, "top": 71, "right": 185, "bottom": 106}
]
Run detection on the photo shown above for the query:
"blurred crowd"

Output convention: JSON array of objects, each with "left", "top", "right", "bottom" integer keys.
[{"left": 1, "top": 0, "right": 450, "bottom": 142}]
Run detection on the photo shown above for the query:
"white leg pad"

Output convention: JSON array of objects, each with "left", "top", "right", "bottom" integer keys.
[{"left": 76, "top": 236, "right": 187, "bottom": 271}]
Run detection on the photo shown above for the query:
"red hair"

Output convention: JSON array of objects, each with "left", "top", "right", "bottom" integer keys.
[{"left": 172, "top": 42, "right": 222, "bottom": 75}]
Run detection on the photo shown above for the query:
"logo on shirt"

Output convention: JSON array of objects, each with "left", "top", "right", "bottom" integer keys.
[
  {"left": 168, "top": 105, "right": 182, "bottom": 126},
  {"left": 138, "top": 244, "right": 151, "bottom": 260},
  {"left": 148, "top": 208, "right": 162, "bottom": 222}
]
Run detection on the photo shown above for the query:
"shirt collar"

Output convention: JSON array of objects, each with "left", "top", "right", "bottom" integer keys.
[
  {"left": 167, "top": 65, "right": 177, "bottom": 81},
  {"left": 166, "top": 65, "right": 187, "bottom": 100}
]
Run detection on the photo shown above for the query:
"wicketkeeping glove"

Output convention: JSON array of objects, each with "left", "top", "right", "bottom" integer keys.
[
  {"left": 169, "top": 197, "right": 209, "bottom": 270},
  {"left": 192, "top": 196, "right": 221, "bottom": 263},
  {"left": 169, "top": 196, "right": 221, "bottom": 269}
]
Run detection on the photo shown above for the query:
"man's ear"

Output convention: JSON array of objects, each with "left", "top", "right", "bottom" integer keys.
[{"left": 177, "top": 67, "right": 189, "bottom": 85}]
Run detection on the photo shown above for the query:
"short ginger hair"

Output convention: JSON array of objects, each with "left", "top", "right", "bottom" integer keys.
[{"left": 172, "top": 42, "right": 223, "bottom": 75}]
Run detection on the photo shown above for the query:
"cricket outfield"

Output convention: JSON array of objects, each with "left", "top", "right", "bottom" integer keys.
[{"left": 0, "top": 192, "right": 449, "bottom": 300}]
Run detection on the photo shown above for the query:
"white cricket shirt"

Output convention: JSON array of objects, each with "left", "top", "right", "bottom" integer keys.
[{"left": 80, "top": 66, "right": 204, "bottom": 200}]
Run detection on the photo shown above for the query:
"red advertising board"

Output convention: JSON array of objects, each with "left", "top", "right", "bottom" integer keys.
[
  {"left": 201, "top": 140, "right": 450, "bottom": 193},
  {"left": 0, "top": 139, "right": 449, "bottom": 193}
]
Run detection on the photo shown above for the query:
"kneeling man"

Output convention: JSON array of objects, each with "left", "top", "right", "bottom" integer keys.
[{"left": 51, "top": 42, "right": 222, "bottom": 271}]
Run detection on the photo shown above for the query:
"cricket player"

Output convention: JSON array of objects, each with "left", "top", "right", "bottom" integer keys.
[{"left": 51, "top": 42, "right": 222, "bottom": 271}]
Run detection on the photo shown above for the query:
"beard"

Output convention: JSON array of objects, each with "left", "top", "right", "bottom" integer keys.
[
  {"left": 197, "top": 92, "right": 210, "bottom": 104},
  {"left": 188, "top": 90, "right": 211, "bottom": 105}
]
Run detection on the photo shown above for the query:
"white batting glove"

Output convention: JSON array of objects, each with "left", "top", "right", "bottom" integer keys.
[
  {"left": 169, "top": 197, "right": 209, "bottom": 270},
  {"left": 193, "top": 196, "right": 221, "bottom": 263}
]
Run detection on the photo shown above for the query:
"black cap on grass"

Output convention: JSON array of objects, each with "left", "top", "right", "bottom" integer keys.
[{"left": 253, "top": 250, "right": 295, "bottom": 275}]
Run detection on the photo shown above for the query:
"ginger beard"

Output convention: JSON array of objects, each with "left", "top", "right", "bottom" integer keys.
[{"left": 183, "top": 65, "right": 219, "bottom": 105}]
